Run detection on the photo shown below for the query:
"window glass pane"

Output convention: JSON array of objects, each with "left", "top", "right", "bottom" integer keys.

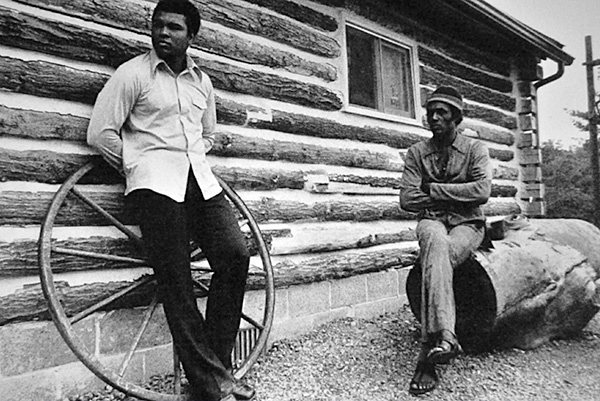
[
  {"left": 381, "top": 43, "right": 415, "bottom": 118},
  {"left": 346, "top": 26, "right": 377, "bottom": 109}
]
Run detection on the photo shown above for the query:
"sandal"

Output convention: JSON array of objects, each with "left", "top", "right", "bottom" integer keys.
[
  {"left": 408, "top": 360, "right": 438, "bottom": 395},
  {"left": 427, "top": 331, "right": 462, "bottom": 365}
]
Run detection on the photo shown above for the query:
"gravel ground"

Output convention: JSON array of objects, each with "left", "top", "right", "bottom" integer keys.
[{"left": 72, "top": 305, "right": 600, "bottom": 401}]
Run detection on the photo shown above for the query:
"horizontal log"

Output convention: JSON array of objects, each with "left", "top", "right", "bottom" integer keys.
[
  {"left": 212, "top": 131, "right": 401, "bottom": 171},
  {"left": 241, "top": 0, "right": 338, "bottom": 32},
  {"left": 418, "top": 46, "right": 513, "bottom": 95},
  {"left": 0, "top": 5, "right": 142, "bottom": 69},
  {"left": 421, "top": 82, "right": 518, "bottom": 131},
  {"left": 0, "top": 56, "right": 107, "bottom": 105},
  {"left": 0, "top": 52, "right": 342, "bottom": 111},
  {"left": 0, "top": 105, "right": 89, "bottom": 142},
  {"left": 0, "top": 187, "right": 520, "bottom": 226},
  {"left": 460, "top": 122, "right": 515, "bottom": 147},
  {"left": 1, "top": 139, "right": 401, "bottom": 188},
  {"left": 0, "top": 246, "right": 418, "bottom": 325},
  {"left": 271, "top": 246, "right": 418, "bottom": 287},
  {"left": 492, "top": 184, "right": 518, "bottom": 198},
  {"left": 0, "top": 5, "right": 337, "bottom": 82},
  {"left": 245, "top": 104, "right": 426, "bottom": 149},
  {"left": 488, "top": 148, "right": 514, "bottom": 162},
  {"left": 421, "top": 66, "right": 515, "bottom": 114},
  {"left": 1, "top": 91, "right": 514, "bottom": 157},
  {"left": 0, "top": 230, "right": 279, "bottom": 276},
  {"left": 276, "top": 229, "right": 417, "bottom": 255},
  {"left": 0, "top": 220, "right": 419, "bottom": 275},
  {"left": 14, "top": 0, "right": 341, "bottom": 58},
  {"left": 0, "top": 146, "right": 405, "bottom": 191},
  {"left": 0, "top": 147, "right": 517, "bottom": 197},
  {"left": 195, "top": 58, "right": 342, "bottom": 110},
  {"left": 190, "top": 0, "right": 341, "bottom": 57},
  {"left": 493, "top": 164, "right": 519, "bottom": 180},
  {"left": 0, "top": 150, "right": 103, "bottom": 185}
]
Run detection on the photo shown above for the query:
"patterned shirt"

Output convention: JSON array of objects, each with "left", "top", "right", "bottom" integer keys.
[
  {"left": 399, "top": 134, "right": 492, "bottom": 226},
  {"left": 87, "top": 50, "right": 221, "bottom": 202}
]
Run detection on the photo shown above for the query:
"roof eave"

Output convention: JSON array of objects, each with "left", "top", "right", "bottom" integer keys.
[{"left": 459, "top": 0, "right": 574, "bottom": 65}]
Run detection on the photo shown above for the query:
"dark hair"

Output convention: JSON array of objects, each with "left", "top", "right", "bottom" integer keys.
[{"left": 153, "top": 0, "right": 201, "bottom": 36}]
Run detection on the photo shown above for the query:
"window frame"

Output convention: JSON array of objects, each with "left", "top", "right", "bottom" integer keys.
[{"left": 342, "top": 18, "right": 421, "bottom": 125}]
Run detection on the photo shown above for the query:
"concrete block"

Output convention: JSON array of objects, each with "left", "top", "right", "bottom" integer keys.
[
  {"left": 141, "top": 343, "right": 175, "bottom": 382},
  {"left": 312, "top": 307, "right": 352, "bottom": 329},
  {"left": 397, "top": 267, "right": 411, "bottom": 296},
  {"left": 99, "top": 350, "right": 145, "bottom": 385},
  {"left": 353, "top": 299, "right": 390, "bottom": 320},
  {"left": 0, "top": 369, "right": 59, "bottom": 401},
  {"left": 0, "top": 318, "right": 95, "bottom": 377},
  {"left": 273, "top": 287, "right": 289, "bottom": 322},
  {"left": 240, "top": 288, "right": 285, "bottom": 330},
  {"left": 331, "top": 275, "right": 366, "bottom": 309},
  {"left": 55, "top": 361, "right": 108, "bottom": 399},
  {"left": 366, "top": 270, "right": 398, "bottom": 301},
  {"left": 99, "top": 307, "right": 171, "bottom": 355},
  {"left": 288, "top": 281, "right": 330, "bottom": 318},
  {"left": 268, "top": 315, "right": 313, "bottom": 345},
  {"left": 381, "top": 296, "right": 408, "bottom": 314}
]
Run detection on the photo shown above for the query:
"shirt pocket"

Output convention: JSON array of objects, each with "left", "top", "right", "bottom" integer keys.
[{"left": 190, "top": 98, "right": 207, "bottom": 125}]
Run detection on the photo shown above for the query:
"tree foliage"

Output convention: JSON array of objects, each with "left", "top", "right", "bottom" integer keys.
[{"left": 541, "top": 140, "right": 596, "bottom": 225}]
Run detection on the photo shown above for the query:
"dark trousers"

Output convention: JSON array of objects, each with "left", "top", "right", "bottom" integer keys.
[{"left": 128, "top": 172, "right": 250, "bottom": 401}]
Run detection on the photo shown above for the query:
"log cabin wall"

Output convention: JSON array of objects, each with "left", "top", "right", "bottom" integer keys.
[{"left": 0, "top": 0, "right": 528, "bottom": 324}]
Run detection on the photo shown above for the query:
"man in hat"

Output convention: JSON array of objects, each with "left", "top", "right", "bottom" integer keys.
[
  {"left": 399, "top": 86, "right": 492, "bottom": 395},
  {"left": 87, "top": 0, "right": 255, "bottom": 400}
]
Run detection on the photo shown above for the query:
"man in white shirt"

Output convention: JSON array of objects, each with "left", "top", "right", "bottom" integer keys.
[{"left": 87, "top": 1, "right": 253, "bottom": 400}]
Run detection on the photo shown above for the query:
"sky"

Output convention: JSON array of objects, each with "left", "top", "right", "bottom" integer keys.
[{"left": 485, "top": 0, "right": 600, "bottom": 148}]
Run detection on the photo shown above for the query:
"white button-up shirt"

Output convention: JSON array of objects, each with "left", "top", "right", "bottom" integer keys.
[{"left": 87, "top": 50, "right": 221, "bottom": 202}]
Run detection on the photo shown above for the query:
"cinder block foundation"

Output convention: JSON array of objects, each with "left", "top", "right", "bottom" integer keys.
[{"left": 0, "top": 267, "right": 410, "bottom": 401}]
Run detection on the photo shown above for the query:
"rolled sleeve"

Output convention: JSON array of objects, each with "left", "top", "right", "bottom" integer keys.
[
  {"left": 399, "top": 147, "right": 438, "bottom": 212},
  {"left": 429, "top": 141, "right": 492, "bottom": 204}
]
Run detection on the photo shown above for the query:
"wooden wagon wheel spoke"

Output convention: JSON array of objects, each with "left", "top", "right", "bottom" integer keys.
[
  {"left": 70, "top": 186, "right": 144, "bottom": 248},
  {"left": 189, "top": 266, "right": 212, "bottom": 273},
  {"left": 118, "top": 294, "right": 159, "bottom": 378},
  {"left": 69, "top": 275, "right": 155, "bottom": 325},
  {"left": 240, "top": 312, "right": 265, "bottom": 331},
  {"left": 52, "top": 245, "right": 147, "bottom": 265},
  {"left": 39, "top": 162, "right": 275, "bottom": 401},
  {"left": 189, "top": 247, "right": 204, "bottom": 260},
  {"left": 173, "top": 347, "right": 182, "bottom": 395}
]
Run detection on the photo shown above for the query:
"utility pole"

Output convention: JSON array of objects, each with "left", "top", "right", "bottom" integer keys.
[{"left": 585, "top": 35, "right": 600, "bottom": 227}]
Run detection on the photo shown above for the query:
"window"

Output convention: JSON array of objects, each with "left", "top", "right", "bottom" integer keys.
[{"left": 346, "top": 24, "right": 417, "bottom": 120}]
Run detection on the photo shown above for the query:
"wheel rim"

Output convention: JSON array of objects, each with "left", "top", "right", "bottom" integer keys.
[{"left": 38, "top": 161, "right": 275, "bottom": 400}]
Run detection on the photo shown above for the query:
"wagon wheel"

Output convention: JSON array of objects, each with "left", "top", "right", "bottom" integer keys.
[{"left": 38, "top": 160, "right": 275, "bottom": 401}]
